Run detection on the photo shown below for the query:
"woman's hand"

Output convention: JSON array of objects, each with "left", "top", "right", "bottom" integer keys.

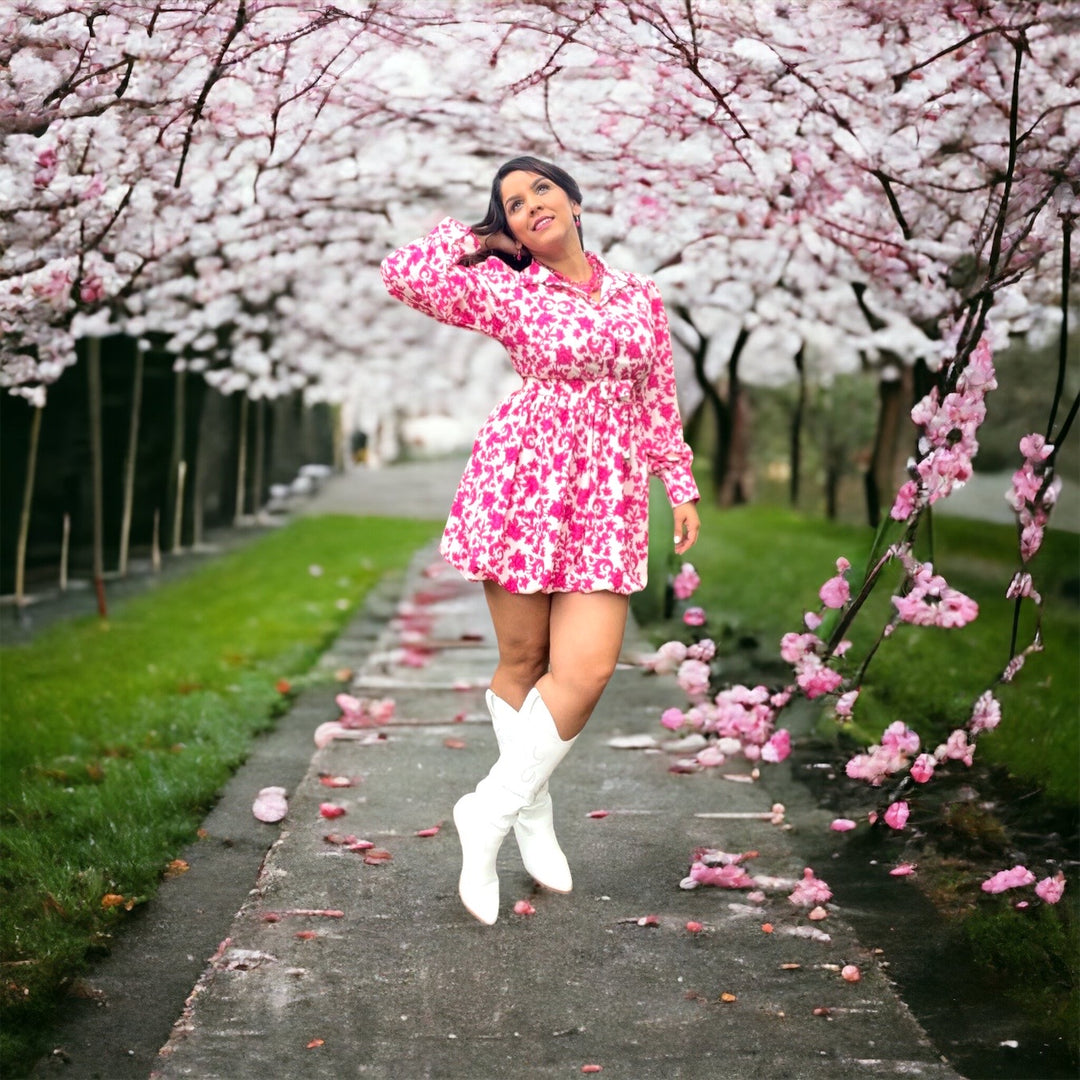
[
  {"left": 673, "top": 501, "right": 700, "bottom": 556},
  {"left": 477, "top": 229, "right": 522, "bottom": 259}
]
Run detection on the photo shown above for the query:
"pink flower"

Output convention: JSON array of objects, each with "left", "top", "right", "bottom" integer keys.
[
  {"left": 910, "top": 753, "right": 936, "bottom": 783},
  {"left": 819, "top": 575, "right": 850, "bottom": 609},
  {"left": 660, "top": 707, "right": 686, "bottom": 731},
  {"left": 789, "top": 867, "right": 832, "bottom": 906},
  {"left": 795, "top": 655, "right": 843, "bottom": 699},
  {"left": 1005, "top": 571, "right": 1040, "bottom": 604},
  {"left": 644, "top": 640, "right": 688, "bottom": 674},
  {"left": 252, "top": 786, "right": 288, "bottom": 823},
  {"left": 676, "top": 658, "right": 711, "bottom": 700},
  {"left": 981, "top": 865, "right": 1036, "bottom": 894},
  {"left": 968, "top": 691, "right": 1001, "bottom": 735},
  {"left": 936, "top": 728, "right": 975, "bottom": 767},
  {"left": 892, "top": 561, "right": 978, "bottom": 629},
  {"left": 79, "top": 274, "right": 106, "bottom": 304},
  {"left": 696, "top": 744, "right": 726, "bottom": 768},
  {"left": 884, "top": 801, "right": 909, "bottom": 830},
  {"left": 761, "top": 728, "right": 790, "bottom": 763},
  {"left": 683, "top": 606, "right": 706, "bottom": 626},
  {"left": 890, "top": 479, "right": 920, "bottom": 521},
  {"left": 835, "top": 689, "right": 860, "bottom": 718},
  {"left": 830, "top": 818, "right": 857, "bottom": 832},
  {"left": 687, "top": 638, "right": 716, "bottom": 662},
  {"left": 881, "top": 721, "right": 920, "bottom": 756},
  {"left": 1035, "top": 872, "right": 1066, "bottom": 904},
  {"left": 804, "top": 610, "right": 823, "bottom": 630},
  {"left": 780, "top": 632, "right": 820, "bottom": 664},
  {"left": 672, "top": 563, "right": 700, "bottom": 600}
]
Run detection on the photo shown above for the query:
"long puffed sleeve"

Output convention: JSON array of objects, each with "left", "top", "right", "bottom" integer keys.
[
  {"left": 639, "top": 277, "right": 700, "bottom": 507},
  {"left": 380, "top": 217, "right": 512, "bottom": 334}
]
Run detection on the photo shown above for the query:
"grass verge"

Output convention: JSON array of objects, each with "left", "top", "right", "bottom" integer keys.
[{"left": 0, "top": 514, "right": 441, "bottom": 1075}]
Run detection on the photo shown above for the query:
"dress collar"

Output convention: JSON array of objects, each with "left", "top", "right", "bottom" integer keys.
[{"left": 523, "top": 252, "right": 632, "bottom": 303}]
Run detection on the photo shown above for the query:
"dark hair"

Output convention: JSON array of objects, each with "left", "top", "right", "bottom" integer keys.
[{"left": 463, "top": 156, "right": 584, "bottom": 270}]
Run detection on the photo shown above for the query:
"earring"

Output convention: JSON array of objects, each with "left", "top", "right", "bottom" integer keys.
[{"left": 573, "top": 214, "right": 581, "bottom": 226}]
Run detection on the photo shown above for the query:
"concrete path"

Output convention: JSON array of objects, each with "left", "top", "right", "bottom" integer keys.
[{"left": 139, "top": 551, "right": 954, "bottom": 1080}]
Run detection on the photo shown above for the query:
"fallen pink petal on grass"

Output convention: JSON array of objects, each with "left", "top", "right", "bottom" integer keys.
[
  {"left": 829, "top": 818, "right": 857, "bottom": 832},
  {"left": 1035, "top": 872, "right": 1066, "bottom": 904},
  {"left": 841, "top": 965, "right": 861, "bottom": 983},
  {"left": 890, "top": 863, "right": 917, "bottom": 876},
  {"left": 981, "top": 865, "right": 1036, "bottom": 893}
]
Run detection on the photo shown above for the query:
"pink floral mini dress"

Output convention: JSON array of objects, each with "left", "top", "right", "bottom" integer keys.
[{"left": 380, "top": 217, "right": 698, "bottom": 595}]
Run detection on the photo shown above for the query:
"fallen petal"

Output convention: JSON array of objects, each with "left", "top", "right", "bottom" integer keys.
[
  {"left": 841, "top": 964, "right": 861, "bottom": 982},
  {"left": 890, "top": 863, "right": 917, "bottom": 876},
  {"left": 606, "top": 734, "right": 660, "bottom": 749},
  {"left": 637, "top": 914, "right": 660, "bottom": 927},
  {"left": 415, "top": 825, "right": 441, "bottom": 837},
  {"left": 587, "top": 809, "right": 610, "bottom": 819},
  {"left": 306, "top": 1038, "right": 324, "bottom": 1049},
  {"left": 830, "top": 818, "right": 857, "bottom": 832},
  {"left": 363, "top": 849, "right": 393, "bottom": 864},
  {"left": 686, "top": 921, "right": 704, "bottom": 934},
  {"left": 319, "top": 775, "right": 357, "bottom": 788},
  {"left": 807, "top": 906, "right": 829, "bottom": 921},
  {"left": 443, "top": 737, "right": 467, "bottom": 750},
  {"left": 514, "top": 899, "right": 536, "bottom": 916},
  {"left": 252, "top": 786, "right": 288, "bottom": 823},
  {"left": 319, "top": 803, "right": 346, "bottom": 819}
]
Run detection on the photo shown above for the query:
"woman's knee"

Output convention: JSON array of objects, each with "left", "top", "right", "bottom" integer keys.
[
  {"left": 551, "top": 652, "right": 617, "bottom": 701},
  {"left": 498, "top": 646, "right": 549, "bottom": 688}
]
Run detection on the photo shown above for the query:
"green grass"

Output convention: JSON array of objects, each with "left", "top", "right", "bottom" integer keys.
[
  {"left": 0, "top": 514, "right": 441, "bottom": 1075},
  {"left": 638, "top": 482, "right": 1079, "bottom": 803}
]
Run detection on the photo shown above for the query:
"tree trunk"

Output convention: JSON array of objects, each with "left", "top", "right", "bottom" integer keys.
[
  {"left": 720, "top": 332, "right": 752, "bottom": 506},
  {"left": 252, "top": 396, "right": 265, "bottom": 519},
  {"left": 171, "top": 460, "right": 186, "bottom": 553},
  {"left": 234, "top": 394, "right": 249, "bottom": 524},
  {"left": 167, "top": 366, "right": 186, "bottom": 547},
  {"left": 60, "top": 513, "right": 70, "bottom": 591},
  {"left": 87, "top": 337, "right": 107, "bottom": 617},
  {"left": 864, "top": 360, "right": 913, "bottom": 527},
  {"left": 13, "top": 403, "right": 43, "bottom": 607},
  {"left": 118, "top": 341, "right": 144, "bottom": 575},
  {"left": 789, "top": 344, "right": 806, "bottom": 507}
]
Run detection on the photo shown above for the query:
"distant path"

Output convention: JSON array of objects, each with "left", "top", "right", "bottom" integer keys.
[{"left": 300, "top": 456, "right": 465, "bottom": 521}]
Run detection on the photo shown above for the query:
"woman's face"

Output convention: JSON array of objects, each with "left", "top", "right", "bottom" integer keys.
[{"left": 499, "top": 170, "right": 581, "bottom": 258}]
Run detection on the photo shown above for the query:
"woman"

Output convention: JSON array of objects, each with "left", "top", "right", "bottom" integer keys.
[{"left": 381, "top": 157, "right": 700, "bottom": 925}]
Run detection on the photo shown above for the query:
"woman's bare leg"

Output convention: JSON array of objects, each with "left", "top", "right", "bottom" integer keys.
[
  {"left": 534, "top": 591, "right": 629, "bottom": 740},
  {"left": 482, "top": 582, "right": 551, "bottom": 708}
]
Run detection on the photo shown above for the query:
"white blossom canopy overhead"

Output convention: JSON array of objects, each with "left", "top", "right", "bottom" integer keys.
[{"left": 1, "top": 0, "right": 1076, "bottom": 421}]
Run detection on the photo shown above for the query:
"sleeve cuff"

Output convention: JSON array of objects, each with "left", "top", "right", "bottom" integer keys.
[{"left": 663, "top": 469, "right": 700, "bottom": 508}]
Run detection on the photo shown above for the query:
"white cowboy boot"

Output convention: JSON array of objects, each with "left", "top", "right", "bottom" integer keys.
[
  {"left": 487, "top": 689, "right": 576, "bottom": 893},
  {"left": 453, "top": 688, "right": 576, "bottom": 925}
]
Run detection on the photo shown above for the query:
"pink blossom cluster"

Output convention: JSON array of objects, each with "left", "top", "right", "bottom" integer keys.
[
  {"left": 1005, "top": 433, "right": 1062, "bottom": 562},
  {"left": 845, "top": 721, "right": 921, "bottom": 786},
  {"left": 672, "top": 562, "right": 701, "bottom": 600},
  {"left": 780, "top": 631, "right": 844, "bottom": 699},
  {"left": 891, "top": 559, "right": 978, "bottom": 629},
  {"left": 982, "top": 866, "right": 1066, "bottom": 905},
  {"left": 891, "top": 336, "right": 997, "bottom": 522}
]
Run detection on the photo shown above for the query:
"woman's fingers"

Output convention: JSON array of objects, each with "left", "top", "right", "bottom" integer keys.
[{"left": 673, "top": 502, "right": 701, "bottom": 554}]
